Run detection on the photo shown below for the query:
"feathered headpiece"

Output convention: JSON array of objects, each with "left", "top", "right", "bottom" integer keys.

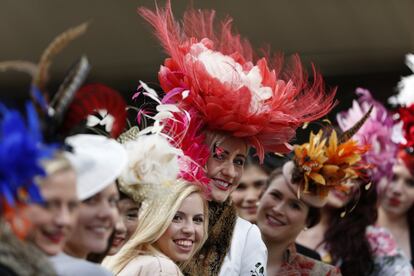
[
  {"left": 138, "top": 1, "right": 337, "bottom": 161},
  {"left": 0, "top": 103, "right": 57, "bottom": 238},
  {"left": 336, "top": 88, "right": 398, "bottom": 184},
  {"left": 396, "top": 104, "right": 414, "bottom": 171},
  {"left": 117, "top": 128, "right": 183, "bottom": 202},
  {"left": 126, "top": 82, "right": 211, "bottom": 196},
  {"left": 0, "top": 23, "right": 127, "bottom": 140},
  {"left": 286, "top": 107, "right": 372, "bottom": 207},
  {"left": 389, "top": 54, "right": 414, "bottom": 107}
]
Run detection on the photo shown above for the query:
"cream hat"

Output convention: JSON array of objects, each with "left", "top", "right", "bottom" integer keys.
[{"left": 65, "top": 134, "right": 127, "bottom": 200}]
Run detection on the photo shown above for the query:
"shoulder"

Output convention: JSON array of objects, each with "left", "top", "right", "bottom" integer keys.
[
  {"left": 50, "top": 254, "right": 112, "bottom": 276},
  {"left": 233, "top": 217, "right": 261, "bottom": 239},
  {"left": 286, "top": 253, "right": 341, "bottom": 276},
  {"left": 365, "top": 225, "right": 399, "bottom": 257},
  {"left": 119, "top": 255, "right": 181, "bottom": 276}
]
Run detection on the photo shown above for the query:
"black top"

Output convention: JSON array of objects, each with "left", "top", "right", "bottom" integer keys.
[{"left": 296, "top": 243, "right": 321, "bottom": 261}]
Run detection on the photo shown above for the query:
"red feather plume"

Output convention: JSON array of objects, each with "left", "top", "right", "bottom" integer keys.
[
  {"left": 139, "top": 1, "right": 337, "bottom": 161},
  {"left": 62, "top": 83, "right": 127, "bottom": 138}
]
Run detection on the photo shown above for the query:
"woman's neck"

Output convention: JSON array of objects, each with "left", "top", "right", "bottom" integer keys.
[
  {"left": 377, "top": 207, "right": 408, "bottom": 230},
  {"left": 296, "top": 208, "right": 330, "bottom": 251},
  {"left": 264, "top": 236, "right": 290, "bottom": 273},
  {"left": 64, "top": 243, "right": 89, "bottom": 259}
]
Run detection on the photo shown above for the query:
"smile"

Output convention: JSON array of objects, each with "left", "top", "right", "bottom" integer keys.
[
  {"left": 265, "top": 214, "right": 286, "bottom": 227},
  {"left": 173, "top": 239, "right": 194, "bottom": 252},
  {"left": 212, "top": 179, "right": 232, "bottom": 191}
]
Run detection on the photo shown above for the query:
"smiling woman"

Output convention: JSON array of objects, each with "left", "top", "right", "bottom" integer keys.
[{"left": 104, "top": 181, "right": 208, "bottom": 276}]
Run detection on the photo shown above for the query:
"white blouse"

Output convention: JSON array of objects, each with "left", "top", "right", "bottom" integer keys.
[{"left": 219, "top": 217, "right": 267, "bottom": 276}]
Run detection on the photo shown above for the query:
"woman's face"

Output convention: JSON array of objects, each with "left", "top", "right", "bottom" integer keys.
[
  {"left": 380, "top": 162, "right": 414, "bottom": 217},
  {"left": 257, "top": 174, "right": 309, "bottom": 245},
  {"left": 326, "top": 179, "right": 358, "bottom": 209},
  {"left": 206, "top": 137, "right": 248, "bottom": 202},
  {"left": 108, "top": 197, "right": 140, "bottom": 255},
  {"left": 231, "top": 165, "right": 268, "bottom": 223},
  {"left": 27, "top": 169, "right": 79, "bottom": 256},
  {"left": 156, "top": 193, "right": 205, "bottom": 262},
  {"left": 65, "top": 183, "right": 119, "bottom": 257}
]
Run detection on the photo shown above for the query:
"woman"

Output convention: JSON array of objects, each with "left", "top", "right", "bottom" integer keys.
[
  {"left": 0, "top": 103, "right": 59, "bottom": 276},
  {"left": 230, "top": 152, "right": 270, "bottom": 223},
  {"left": 27, "top": 153, "right": 79, "bottom": 257},
  {"left": 138, "top": 2, "right": 336, "bottom": 274},
  {"left": 377, "top": 159, "right": 414, "bottom": 266},
  {"left": 257, "top": 166, "right": 340, "bottom": 275},
  {"left": 297, "top": 88, "right": 413, "bottom": 275},
  {"left": 105, "top": 181, "right": 208, "bottom": 275},
  {"left": 107, "top": 187, "right": 141, "bottom": 256},
  {"left": 50, "top": 134, "right": 127, "bottom": 276}
]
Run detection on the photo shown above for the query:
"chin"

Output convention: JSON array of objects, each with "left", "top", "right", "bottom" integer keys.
[
  {"left": 39, "top": 244, "right": 61, "bottom": 256},
  {"left": 211, "top": 190, "right": 231, "bottom": 202}
]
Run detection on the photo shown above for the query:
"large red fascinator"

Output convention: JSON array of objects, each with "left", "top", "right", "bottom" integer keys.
[{"left": 138, "top": 1, "right": 337, "bottom": 161}]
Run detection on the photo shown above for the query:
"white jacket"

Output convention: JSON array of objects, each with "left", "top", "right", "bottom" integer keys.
[{"left": 219, "top": 217, "right": 267, "bottom": 276}]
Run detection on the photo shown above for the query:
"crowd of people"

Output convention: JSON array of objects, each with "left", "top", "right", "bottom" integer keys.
[{"left": 1, "top": 1, "right": 414, "bottom": 275}]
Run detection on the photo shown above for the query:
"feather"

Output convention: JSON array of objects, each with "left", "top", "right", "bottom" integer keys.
[
  {"left": 339, "top": 105, "right": 373, "bottom": 143},
  {"left": 33, "top": 22, "right": 88, "bottom": 91},
  {"left": 0, "top": 60, "right": 38, "bottom": 76},
  {"left": 49, "top": 56, "right": 90, "bottom": 122},
  {"left": 138, "top": 2, "right": 337, "bottom": 162},
  {"left": 61, "top": 83, "right": 127, "bottom": 138}
]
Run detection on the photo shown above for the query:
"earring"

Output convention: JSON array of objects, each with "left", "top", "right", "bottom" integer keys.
[
  {"left": 303, "top": 226, "right": 308, "bottom": 231},
  {"left": 255, "top": 201, "right": 260, "bottom": 207}
]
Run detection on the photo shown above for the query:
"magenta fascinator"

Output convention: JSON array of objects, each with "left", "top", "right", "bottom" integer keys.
[{"left": 336, "top": 88, "right": 398, "bottom": 184}]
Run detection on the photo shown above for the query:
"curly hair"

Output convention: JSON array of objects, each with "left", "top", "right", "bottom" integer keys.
[{"left": 323, "top": 183, "right": 377, "bottom": 275}]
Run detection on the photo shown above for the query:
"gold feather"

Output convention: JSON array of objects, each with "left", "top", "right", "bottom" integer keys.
[
  {"left": 33, "top": 22, "right": 89, "bottom": 89},
  {"left": 0, "top": 60, "right": 38, "bottom": 77}
]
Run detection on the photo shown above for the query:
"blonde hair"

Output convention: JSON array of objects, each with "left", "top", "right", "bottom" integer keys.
[
  {"left": 36, "top": 153, "right": 73, "bottom": 185},
  {"left": 103, "top": 181, "right": 208, "bottom": 274}
]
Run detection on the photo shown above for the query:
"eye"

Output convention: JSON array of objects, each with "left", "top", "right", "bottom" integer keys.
[
  {"left": 84, "top": 195, "right": 99, "bottom": 205},
  {"left": 125, "top": 209, "right": 139, "bottom": 220},
  {"left": 289, "top": 201, "right": 302, "bottom": 210},
  {"left": 406, "top": 180, "right": 414, "bottom": 188},
  {"left": 254, "top": 180, "right": 266, "bottom": 189},
  {"left": 270, "top": 191, "right": 282, "bottom": 200},
  {"left": 108, "top": 196, "right": 119, "bottom": 207},
  {"left": 68, "top": 201, "right": 79, "bottom": 212},
  {"left": 233, "top": 158, "right": 245, "bottom": 167},
  {"left": 236, "top": 183, "right": 247, "bottom": 191},
  {"left": 173, "top": 213, "right": 183, "bottom": 222},
  {"left": 193, "top": 215, "right": 204, "bottom": 224}
]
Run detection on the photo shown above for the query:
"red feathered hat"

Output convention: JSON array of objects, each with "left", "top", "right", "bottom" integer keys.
[
  {"left": 138, "top": 1, "right": 337, "bottom": 161},
  {"left": 397, "top": 104, "right": 414, "bottom": 172}
]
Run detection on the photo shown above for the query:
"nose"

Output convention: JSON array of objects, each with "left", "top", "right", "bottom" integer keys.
[
  {"left": 55, "top": 206, "right": 72, "bottom": 227},
  {"left": 390, "top": 178, "right": 404, "bottom": 196},
  {"left": 181, "top": 221, "right": 196, "bottom": 236},
  {"left": 115, "top": 216, "right": 127, "bottom": 235},
  {"left": 273, "top": 201, "right": 286, "bottom": 215},
  {"left": 244, "top": 187, "right": 259, "bottom": 203},
  {"left": 222, "top": 161, "right": 237, "bottom": 179}
]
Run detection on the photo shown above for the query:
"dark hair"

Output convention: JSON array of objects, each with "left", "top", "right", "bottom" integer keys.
[
  {"left": 266, "top": 167, "right": 321, "bottom": 228},
  {"left": 323, "top": 182, "right": 377, "bottom": 276}
]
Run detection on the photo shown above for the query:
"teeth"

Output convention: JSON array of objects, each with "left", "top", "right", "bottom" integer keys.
[
  {"left": 175, "top": 240, "right": 193, "bottom": 247},
  {"left": 92, "top": 226, "right": 108, "bottom": 234},
  {"left": 266, "top": 214, "right": 285, "bottom": 226},
  {"left": 215, "top": 180, "right": 229, "bottom": 188}
]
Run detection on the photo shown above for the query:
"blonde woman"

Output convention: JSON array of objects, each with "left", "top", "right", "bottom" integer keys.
[{"left": 104, "top": 181, "right": 208, "bottom": 275}]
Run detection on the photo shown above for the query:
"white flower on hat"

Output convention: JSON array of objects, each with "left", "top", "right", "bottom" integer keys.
[
  {"left": 119, "top": 134, "right": 183, "bottom": 197},
  {"left": 187, "top": 42, "right": 272, "bottom": 113}
]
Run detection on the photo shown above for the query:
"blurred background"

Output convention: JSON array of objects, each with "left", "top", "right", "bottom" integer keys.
[{"left": 1, "top": 0, "right": 414, "bottom": 139}]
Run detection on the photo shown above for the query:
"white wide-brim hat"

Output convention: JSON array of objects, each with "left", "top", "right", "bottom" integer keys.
[{"left": 65, "top": 134, "right": 127, "bottom": 201}]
